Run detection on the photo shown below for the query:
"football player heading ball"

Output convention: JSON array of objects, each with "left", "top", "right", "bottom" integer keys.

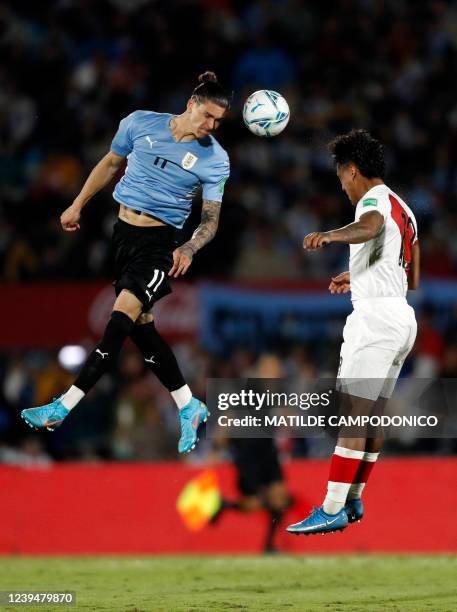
[
  {"left": 287, "top": 129, "right": 419, "bottom": 536},
  {"left": 21, "top": 71, "right": 230, "bottom": 455}
]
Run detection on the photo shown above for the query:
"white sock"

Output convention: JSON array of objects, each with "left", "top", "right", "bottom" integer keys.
[
  {"left": 363, "top": 451, "right": 380, "bottom": 462},
  {"left": 171, "top": 384, "right": 192, "bottom": 410},
  {"left": 60, "top": 385, "right": 85, "bottom": 410},
  {"left": 323, "top": 481, "right": 352, "bottom": 515}
]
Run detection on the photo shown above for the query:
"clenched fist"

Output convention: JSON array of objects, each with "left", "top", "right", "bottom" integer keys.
[
  {"left": 60, "top": 203, "right": 82, "bottom": 231},
  {"left": 303, "top": 231, "right": 333, "bottom": 250}
]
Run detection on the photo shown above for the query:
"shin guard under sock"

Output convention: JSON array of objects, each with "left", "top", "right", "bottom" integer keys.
[
  {"left": 130, "top": 321, "right": 186, "bottom": 391},
  {"left": 74, "top": 311, "right": 134, "bottom": 393}
]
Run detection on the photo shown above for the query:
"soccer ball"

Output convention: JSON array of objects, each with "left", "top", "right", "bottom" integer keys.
[{"left": 243, "top": 90, "right": 290, "bottom": 137}]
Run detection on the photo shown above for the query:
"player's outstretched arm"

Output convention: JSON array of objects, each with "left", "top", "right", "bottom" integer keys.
[
  {"left": 60, "top": 151, "right": 125, "bottom": 231},
  {"left": 329, "top": 271, "right": 350, "bottom": 294},
  {"left": 304, "top": 211, "right": 384, "bottom": 250},
  {"left": 169, "top": 199, "right": 221, "bottom": 277},
  {"left": 408, "top": 242, "right": 420, "bottom": 290}
]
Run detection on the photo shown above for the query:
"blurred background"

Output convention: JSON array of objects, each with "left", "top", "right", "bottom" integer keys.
[{"left": 1, "top": 0, "right": 457, "bottom": 554}]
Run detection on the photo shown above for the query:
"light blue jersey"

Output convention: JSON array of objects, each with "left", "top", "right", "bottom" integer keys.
[{"left": 110, "top": 111, "right": 230, "bottom": 228}]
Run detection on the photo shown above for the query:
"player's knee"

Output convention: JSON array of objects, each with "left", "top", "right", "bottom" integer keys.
[
  {"left": 239, "top": 496, "right": 262, "bottom": 512},
  {"left": 135, "top": 313, "right": 154, "bottom": 325},
  {"left": 113, "top": 289, "right": 143, "bottom": 322},
  {"left": 265, "top": 482, "right": 289, "bottom": 510}
]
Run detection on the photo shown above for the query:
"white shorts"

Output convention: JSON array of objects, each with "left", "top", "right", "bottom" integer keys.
[{"left": 337, "top": 297, "right": 417, "bottom": 400}]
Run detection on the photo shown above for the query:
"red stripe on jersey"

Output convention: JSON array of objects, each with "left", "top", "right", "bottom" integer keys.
[
  {"left": 328, "top": 454, "right": 362, "bottom": 483},
  {"left": 389, "top": 194, "right": 417, "bottom": 269}
]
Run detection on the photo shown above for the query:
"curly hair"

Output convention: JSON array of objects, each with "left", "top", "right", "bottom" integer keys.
[{"left": 328, "top": 129, "right": 385, "bottom": 179}]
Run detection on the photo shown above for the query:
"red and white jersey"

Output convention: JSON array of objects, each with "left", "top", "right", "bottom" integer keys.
[{"left": 350, "top": 184, "right": 418, "bottom": 301}]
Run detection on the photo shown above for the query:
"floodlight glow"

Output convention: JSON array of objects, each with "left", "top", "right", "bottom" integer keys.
[{"left": 58, "top": 345, "right": 87, "bottom": 371}]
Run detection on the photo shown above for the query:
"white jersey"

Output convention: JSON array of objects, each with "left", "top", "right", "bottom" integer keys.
[{"left": 350, "top": 184, "right": 418, "bottom": 301}]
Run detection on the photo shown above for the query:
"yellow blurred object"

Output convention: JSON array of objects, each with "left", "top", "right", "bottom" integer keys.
[
  {"left": 34, "top": 364, "right": 73, "bottom": 406},
  {"left": 177, "top": 470, "right": 221, "bottom": 531}
]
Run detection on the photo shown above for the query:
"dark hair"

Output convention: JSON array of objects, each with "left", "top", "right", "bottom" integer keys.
[
  {"left": 191, "top": 71, "right": 231, "bottom": 109},
  {"left": 328, "top": 129, "right": 386, "bottom": 179}
]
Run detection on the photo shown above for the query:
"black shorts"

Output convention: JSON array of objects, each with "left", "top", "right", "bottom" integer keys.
[
  {"left": 230, "top": 438, "right": 284, "bottom": 496},
  {"left": 112, "top": 219, "right": 177, "bottom": 312}
]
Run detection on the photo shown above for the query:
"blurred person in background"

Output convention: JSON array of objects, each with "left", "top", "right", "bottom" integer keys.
[
  {"left": 21, "top": 72, "right": 231, "bottom": 456},
  {"left": 0, "top": 436, "right": 52, "bottom": 468},
  {"left": 209, "top": 354, "right": 293, "bottom": 553}
]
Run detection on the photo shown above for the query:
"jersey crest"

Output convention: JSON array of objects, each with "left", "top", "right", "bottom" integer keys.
[{"left": 182, "top": 152, "right": 198, "bottom": 170}]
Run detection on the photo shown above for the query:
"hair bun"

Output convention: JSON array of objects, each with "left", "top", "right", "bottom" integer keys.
[{"left": 198, "top": 71, "right": 218, "bottom": 84}]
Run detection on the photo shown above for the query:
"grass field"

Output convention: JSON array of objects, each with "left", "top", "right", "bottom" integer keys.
[{"left": 1, "top": 555, "right": 456, "bottom": 611}]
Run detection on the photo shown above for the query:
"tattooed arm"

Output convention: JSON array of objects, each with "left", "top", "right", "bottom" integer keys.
[
  {"left": 169, "top": 200, "right": 221, "bottom": 277},
  {"left": 185, "top": 199, "right": 221, "bottom": 255}
]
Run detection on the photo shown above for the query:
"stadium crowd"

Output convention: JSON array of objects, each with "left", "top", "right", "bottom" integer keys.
[
  {"left": 1, "top": 0, "right": 457, "bottom": 281},
  {"left": 2, "top": 0, "right": 457, "bottom": 461}
]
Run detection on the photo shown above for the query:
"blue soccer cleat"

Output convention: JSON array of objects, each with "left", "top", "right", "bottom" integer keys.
[
  {"left": 21, "top": 398, "right": 70, "bottom": 432},
  {"left": 178, "top": 398, "right": 209, "bottom": 454},
  {"left": 286, "top": 506, "right": 348, "bottom": 536},
  {"left": 344, "top": 498, "right": 364, "bottom": 523}
]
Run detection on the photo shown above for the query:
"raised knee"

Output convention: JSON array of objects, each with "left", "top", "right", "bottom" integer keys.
[
  {"left": 113, "top": 289, "right": 143, "bottom": 322},
  {"left": 136, "top": 313, "right": 154, "bottom": 325}
]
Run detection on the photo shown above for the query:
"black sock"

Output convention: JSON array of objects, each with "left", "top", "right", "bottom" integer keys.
[
  {"left": 222, "top": 499, "right": 242, "bottom": 511},
  {"left": 264, "top": 508, "right": 283, "bottom": 552},
  {"left": 130, "top": 321, "right": 186, "bottom": 391},
  {"left": 74, "top": 311, "right": 134, "bottom": 393}
]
